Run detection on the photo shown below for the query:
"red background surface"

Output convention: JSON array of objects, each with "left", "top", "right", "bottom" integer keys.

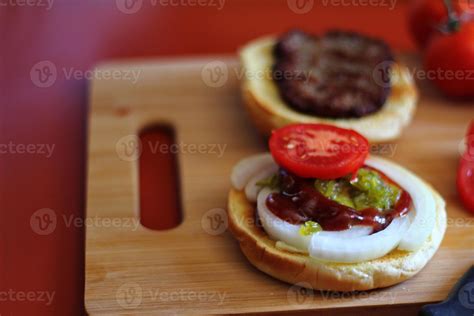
[{"left": 2, "top": 1, "right": 414, "bottom": 315}]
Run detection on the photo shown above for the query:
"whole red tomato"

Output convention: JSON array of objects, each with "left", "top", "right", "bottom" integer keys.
[
  {"left": 457, "top": 121, "right": 474, "bottom": 214},
  {"left": 407, "top": 0, "right": 469, "bottom": 49},
  {"left": 424, "top": 21, "right": 474, "bottom": 97},
  {"left": 407, "top": 0, "right": 450, "bottom": 48}
]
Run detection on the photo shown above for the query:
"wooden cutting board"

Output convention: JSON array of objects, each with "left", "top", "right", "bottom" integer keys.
[{"left": 86, "top": 55, "right": 474, "bottom": 315}]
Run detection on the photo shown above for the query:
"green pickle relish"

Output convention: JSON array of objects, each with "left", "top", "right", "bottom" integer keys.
[{"left": 314, "top": 167, "right": 401, "bottom": 212}]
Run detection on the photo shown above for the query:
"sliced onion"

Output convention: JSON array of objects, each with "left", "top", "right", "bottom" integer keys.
[
  {"left": 257, "top": 188, "right": 310, "bottom": 251},
  {"left": 309, "top": 215, "right": 410, "bottom": 263},
  {"left": 245, "top": 164, "right": 279, "bottom": 202},
  {"left": 231, "top": 153, "right": 274, "bottom": 190},
  {"left": 235, "top": 154, "right": 435, "bottom": 262},
  {"left": 258, "top": 189, "right": 374, "bottom": 252},
  {"left": 318, "top": 226, "right": 372, "bottom": 238},
  {"left": 365, "top": 156, "right": 435, "bottom": 251}
]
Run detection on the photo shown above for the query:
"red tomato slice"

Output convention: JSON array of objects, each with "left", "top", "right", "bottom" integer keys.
[
  {"left": 269, "top": 124, "right": 369, "bottom": 179},
  {"left": 457, "top": 156, "right": 474, "bottom": 214}
]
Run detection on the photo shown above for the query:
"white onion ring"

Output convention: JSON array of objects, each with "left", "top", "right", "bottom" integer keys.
[
  {"left": 365, "top": 156, "right": 435, "bottom": 251},
  {"left": 257, "top": 188, "right": 374, "bottom": 252},
  {"left": 257, "top": 188, "right": 310, "bottom": 251},
  {"left": 231, "top": 153, "right": 274, "bottom": 190},
  {"left": 233, "top": 154, "right": 435, "bottom": 262},
  {"left": 317, "top": 226, "right": 372, "bottom": 238},
  {"left": 245, "top": 164, "right": 279, "bottom": 202},
  {"left": 309, "top": 215, "right": 410, "bottom": 263}
]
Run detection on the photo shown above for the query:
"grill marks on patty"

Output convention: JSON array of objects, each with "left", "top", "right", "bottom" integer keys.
[{"left": 273, "top": 30, "right": 394, "bottom": 118}]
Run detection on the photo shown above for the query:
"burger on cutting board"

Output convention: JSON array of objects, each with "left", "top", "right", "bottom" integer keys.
[
  {"left": 239, "top": 30, "right": 418, "bottom": 142},
  {"left": 227, "top": 123, "right": 446, "bottom": 291}
]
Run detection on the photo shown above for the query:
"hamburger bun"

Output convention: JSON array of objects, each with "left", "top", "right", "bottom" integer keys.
[
  {"left": 227, "top": 179, "right": 446, "bottom": 291},
  {"left": 239, "top": 37, "right": 418, "bottom": 142}
]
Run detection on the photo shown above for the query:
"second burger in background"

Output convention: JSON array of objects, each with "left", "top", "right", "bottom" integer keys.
[{"left": 239, "top": 30, "right": 418, "bottom": 142}]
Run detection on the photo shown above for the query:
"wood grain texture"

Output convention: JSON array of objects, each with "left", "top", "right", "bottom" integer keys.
[{"left": 86, "top": 56, "right": 474, "bottom": 315}]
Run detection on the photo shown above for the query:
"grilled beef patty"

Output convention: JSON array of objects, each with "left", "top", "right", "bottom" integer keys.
[{"left": 273, "top": 30, "right": 394, "bottom": 118}]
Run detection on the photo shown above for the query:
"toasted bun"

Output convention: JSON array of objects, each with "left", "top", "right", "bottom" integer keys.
[
  {"left": 239, "top": 37, "right": 418, "bottom": 142},
  {"left": 227, "top": 179, "right": 446, "bottom": 291}
]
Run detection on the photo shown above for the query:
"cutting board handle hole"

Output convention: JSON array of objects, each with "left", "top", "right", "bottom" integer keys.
[{"left": 138, "top": 124, "right": 182, "bottom": 231}]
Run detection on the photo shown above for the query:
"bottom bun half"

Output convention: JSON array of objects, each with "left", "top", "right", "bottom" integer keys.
[{"left": 227, "top": 186, "right": 447, "bottom": 291}]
